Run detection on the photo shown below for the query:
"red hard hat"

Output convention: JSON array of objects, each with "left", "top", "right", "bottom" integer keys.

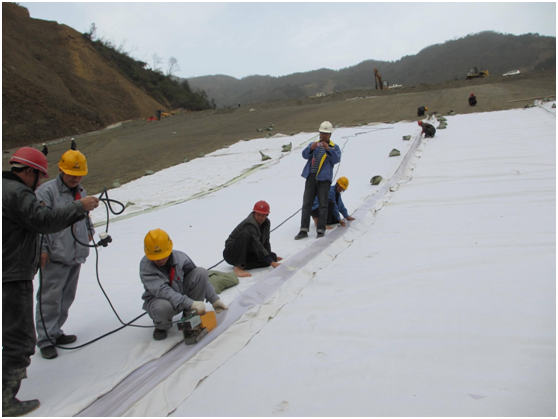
[
  {"left": 10, "top": 147, "right": 49, "bottom": 177},
  {"left": 253, "top": 200, "right": 270, "bottom": 214},
  {"left": 418, "top": 121, "right": 423, "bottom": 126},
  {"left": 470, "top": 92, "right": 474, "bottom": 96}
]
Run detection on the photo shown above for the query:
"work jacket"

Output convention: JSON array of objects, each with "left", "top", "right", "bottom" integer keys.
[
  {"left": 421, "top": 122, "right": 436, "bottom": 135},
  {"left": 301, "top": 139, "right": 341, "bottom": 182},
  {"left": 225, "top": 212, "right": 273, "bottom": 264},
  {"left": 2, "top": 171, "right": 86, "bottom": 282},
  {"left": 140, "top": 250, "right": 218, "bottom": 312},
  {"left": 36, "top": 175, "right": 94, "bottom": 265},
  {"left": 312, "top": 184, "right": 349, "bottom": 221}
]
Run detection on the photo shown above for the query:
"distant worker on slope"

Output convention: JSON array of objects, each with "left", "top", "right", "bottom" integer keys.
[
  {"left": 34, "top": 150, "right": 95, "bottom": 360},
  {"left": 417, "top": 106, "right": 428, "bottom": 117},
  {"left": 469, "top": 92, "right": 477, "bottom": 107},
  {"left": 139, "top": 229, "right": 228, "bottom": 341},
  {"left": 311, "top": 176, "right": 356, "bottom": 230},
  {"left": 418, "top": 120, "right": 436, "bottom": 138},
  {"left": 3, "top": 147, "right": 99, "bottom": 417},
  {"left": 223, "top": 200, "right": 282, "bottom": 278},
  {"left": 295, "top": 121, "right": 342, "bottom": 240}
]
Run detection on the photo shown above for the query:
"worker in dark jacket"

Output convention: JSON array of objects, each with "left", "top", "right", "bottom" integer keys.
[
  {"left": 223, "top": 201, "right": 282, "bottom": 278},
  {"left": 417, "top": 106, "right": 428, "bottom": 117},
  {"left": 418, "top": 120, "right": 436, "bottom": 138},
  {"left": 469, "top": 92, "right": 477, "bottom": 106},
  {"left": 2, "top": 147, "right": 99, "bottom": 417},
  {"left": 140, "top": 229, "right": 228, "bottom": 341},
  {"left": 311, "top": 177, "right": 356, "bottom": 229}
]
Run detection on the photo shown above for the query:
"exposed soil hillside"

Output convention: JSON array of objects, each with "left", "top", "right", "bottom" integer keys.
[
  {"left": 2, "top": 3, "right": 168, "bottom": 148},
  {"left": 3, "top": 69, "right": 554, "bottom": 195}
]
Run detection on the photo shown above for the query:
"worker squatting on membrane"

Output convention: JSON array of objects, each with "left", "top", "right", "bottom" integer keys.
[
  {"left": 2, "top": 147, "right": 100, "bottom": 417},
  {"left": 311, "top": 176, "right": 356, "bottom": 230},
  {"left": 418, "top": 120, "right": 436, "bottom": 138},
  {"left": 417, "top": 105, "right": 428, "bottom": 117}
]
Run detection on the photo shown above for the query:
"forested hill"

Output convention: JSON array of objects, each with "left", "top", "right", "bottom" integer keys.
[{"left": 187, "top": 31, "right": 556, "bottom": 107}]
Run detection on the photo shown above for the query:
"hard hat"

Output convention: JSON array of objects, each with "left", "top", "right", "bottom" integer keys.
[
  {"left": 418, "top": 121, "right": 423, "bottom": 126},
  {"left": 319, "top": 121, "right": 333, "bottom": 133},
  {"left": 144, "top": 229, "right": 173, "bottom": 261},
  {"left": 425, "top": 107, "right": 428, "bottom": 111},
  {"left": 59, "top": 150, "right": 88, "bottom": 176},
  {"left": 10, "top": 147, "right": 49, "bottom": 177},
  {"left": 337, "top": 176, "right": 349, "bottom": 190},
  {"left": 470, "top": 92, "right": 474, "bottom": 96},
  {"left": 253, "top": 200, "right": 270, "bottom": 214}
]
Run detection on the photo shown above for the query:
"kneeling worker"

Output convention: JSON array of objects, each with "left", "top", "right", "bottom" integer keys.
[
  {"left": 140, "top": 229, "right": 228, "bottom": 341},
  {"left": 417, "top": 106, "right": 428, "bottom": 117},
  {"left": 223, "top": 200, "right": 282, "bottom": 278},
  {"left": 418, "top": 120, "right": 436, "bottom": 138},
  {"left": 311, "top": 176, "right": 356, "bottom": 229}
]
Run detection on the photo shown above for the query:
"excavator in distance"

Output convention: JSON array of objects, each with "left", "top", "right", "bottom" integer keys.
[
  {"left": 374, "top": 67, "right": 383, "bottom": 90},
  {"left": 466, "top": 67, "right": 489, "bottom": 80}
]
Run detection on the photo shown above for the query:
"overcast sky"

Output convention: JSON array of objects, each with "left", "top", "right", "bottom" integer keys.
[{"left": 19, "top": 2, "right": 556, "bottom": 80}]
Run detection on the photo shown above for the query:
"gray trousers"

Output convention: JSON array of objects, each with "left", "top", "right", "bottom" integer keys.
[
  {"left": 35, "top": 262, "right": 81, "bottom": 348},
  {"left": 145, "top": 267, "right": 218, "bottom": 331},
  {"left": 300, "top": 176, "right": 331, "bottom": 234}
]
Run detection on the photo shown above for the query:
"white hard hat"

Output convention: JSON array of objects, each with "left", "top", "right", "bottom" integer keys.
[{"left": 319, "top": 121, "right": 333, "bottom": 133}]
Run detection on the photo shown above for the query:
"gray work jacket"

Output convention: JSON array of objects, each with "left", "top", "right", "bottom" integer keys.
[{"left": 35, "top": 175, "right": 94, "bottom": 265}]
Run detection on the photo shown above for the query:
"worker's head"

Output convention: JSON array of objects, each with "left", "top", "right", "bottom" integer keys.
[
  {"left": 59, "top": 150, "right": 88, "bottom": 189},
  {"left": 418, "top": 121, "right": 423, "bottom": 126},
  {"left": 318, "top": 121, "right": 333, "bottom": 142},
  {"left": 336, "top": 176, "right": 349, "bottom": 192},
  {"left": 424, "top": 107, "right": 428, "bottom": 111},
  {"left": 253, "top": 200, "right": 270, "bottom": 225},
  {"left": 10, "top": 147, "right": 50, "bottom": 190},
  {"left": 470, "top": 92, "right": 474, "bottom": 96},
  {"left": 144, "top": 229, "right": 173, "bottom": 265}
]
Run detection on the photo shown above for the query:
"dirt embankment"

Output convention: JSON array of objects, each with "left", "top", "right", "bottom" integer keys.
[{"left": 2, "top": 67, "right": 555, "bottom": 195}]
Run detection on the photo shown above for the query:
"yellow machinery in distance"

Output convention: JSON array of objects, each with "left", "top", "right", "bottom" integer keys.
[{"left": 466, "top": 67, "right": 489, "bottom": 80}]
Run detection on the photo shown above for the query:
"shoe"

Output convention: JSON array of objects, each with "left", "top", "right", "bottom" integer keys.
[
  {"left": 40, "top": 346, "right": 58, "bottom": 360},
  {"left": 294, "top": 231, "right": 308, "bottom": 240},
  {"left": 153, "top": 328, "right": 167, "bottom": 341},
  {"left": 317, "top": 232, "right": 325, "bottom": 238},
  {"left": 2, "top": 379, "right": 40, "bottom": 417},
  {"left": 55, "top": 334, "right": 77, "bottom": 345}
]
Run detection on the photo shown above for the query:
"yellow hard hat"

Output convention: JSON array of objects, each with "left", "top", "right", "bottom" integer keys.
[
  {"left": 425, "top": 107, "right": 429, "bottom": 111},
  {"left": 59, "top": 150, "right": 88, "bottom": 176},
  {"left": 337, "top": 176, "right": 349, "bottom": 190},
  {"left": 144, "top": 229, "right": 173, "bottom": 261}
]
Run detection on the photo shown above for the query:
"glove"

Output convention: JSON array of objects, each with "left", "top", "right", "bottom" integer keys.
[
  {"left": 212, "top": 299, "right": 228, "bottom": 314},
  {"left": 190, "top": 301, "right": 206, "bottom": 315}
]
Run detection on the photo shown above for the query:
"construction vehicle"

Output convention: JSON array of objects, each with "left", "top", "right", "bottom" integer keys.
[
  {"left": 374, "top": 67, "right": 383, "bottom": 90},
  {"left": 466, "top": 67, "right": 489, "bottom": 80}
]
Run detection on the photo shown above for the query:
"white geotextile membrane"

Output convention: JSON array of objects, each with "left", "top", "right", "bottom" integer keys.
[{"left": 19, "top": 103, "right": 555, "bottom": 417}]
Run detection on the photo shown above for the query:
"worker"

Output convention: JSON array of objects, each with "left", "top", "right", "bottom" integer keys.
[
  {"left": 417, "top": 106, "right": 428, "bottom": 117},
  {"left": 311, "top": 177, "right": 356, "bottom": 229},
  {"left": 469, "top": 92, "right": 477, "bottom": 106},
  {"left": 223, "top": 200, "right": 282, "bottom": 278},
  {"left": 3, "top": 147, "right": 99, "bottom": 417},
  {"left": 295, "top": 121, "right": 342, "bottom": 240},
  {"left": 140, "top": 229, "right": 228, "bottom": 341},
  {"left": 418, "top": 120, "right": 436, "bottom": 138},
  {"left": 34, "top": 150, "right": 95, "bottom": 360}
]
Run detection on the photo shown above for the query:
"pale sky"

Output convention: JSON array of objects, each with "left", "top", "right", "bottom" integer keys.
[{"left": 19, "top": 2, "right": 556, "bottom": 79}]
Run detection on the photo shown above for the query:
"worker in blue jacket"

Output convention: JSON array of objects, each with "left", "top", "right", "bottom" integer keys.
[
  {"left": 295, "top": 121, "right": 342, "bottom": 240},
  {"left": 311, "top": 177, "right": 355, "bottom": 229}
]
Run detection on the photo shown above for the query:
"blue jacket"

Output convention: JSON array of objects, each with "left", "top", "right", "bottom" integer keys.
[
  {"left": 312, "top": 185, "right": 349, "bottom": 221},
  {"left": 301, "top": 139, "right": 341, "bottom": 182}
]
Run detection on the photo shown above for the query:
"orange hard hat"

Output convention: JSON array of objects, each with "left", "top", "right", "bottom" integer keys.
[{"left": 418, "top": 121, "right": 423, "bottom": 126}]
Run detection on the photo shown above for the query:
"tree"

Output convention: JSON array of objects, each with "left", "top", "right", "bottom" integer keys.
[
  {"left": 151, "top": 54, "right": 163, "bottom": 72},
  {"left": 85, "top": 22, "right": 97, "bottom": 40},
  {"left": 166, "top": 56, "right": 181, "bottom": 76}
]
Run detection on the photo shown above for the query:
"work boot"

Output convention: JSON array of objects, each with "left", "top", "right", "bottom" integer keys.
[
  {"left": 317, "top": 232, "right": 325, "bottom": 238},
  {"left": 40, "top": 345, "right": 58, "bottom": 360},
  {"left": 153, "top": 328, "right": 167, "bottom": 341},
  {"left": 294, "top": 231, "right": 308, "bottom": 240},
  {"left": 2, "top": 379, "right": 40, "bottom": 417},
  {"left": 55, "top": 334, "right": 77, "bottom": 345}
]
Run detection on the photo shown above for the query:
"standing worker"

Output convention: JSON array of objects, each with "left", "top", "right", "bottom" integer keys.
[
  {"left": 311, "top": 176, "right": 356, "bottom": 229},
  {"left": 140, "top": 229, "right": 228, "bottom": 341},
  {"left": 295, "top": 121, "right": 341, "bottom": 240},
  {"left": 34, "top": 150, "right": 95, "bottom": 360},
  {"left": 417, "top": 106, "right": 428, "bottom": 117},
  {"left": 3, "top": 147, "right": 99, "bottom": 417},
  {"left": 469, "top": 92, "right": 477, "bottom": 106},
  {"left": 223, "top": 200, "right": 282, "bottom": 278},
  {"left": 418, "top": 120, "right": 436, "bottom": 138}
]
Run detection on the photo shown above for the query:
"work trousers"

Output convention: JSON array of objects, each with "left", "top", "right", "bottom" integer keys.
[
  {"left": 2, "top": 281, "right": 35, "bottom": 381},
  {"left": 300, "top": 176, "right": 331, "bottom": 234},
  {"left": 223, "top": 229, "right": 277, "bottom": 270},
  {"left": 35, "top": 262, "right": 81, "bottom": 349},
  {"left": 424, "top": 127, "right": 436, "bottom": 138},
  {"left": 311, "top": 199, "right": 340, "bottom": 225},
  {"left": 145, "top": 267, "right": 216, "bottom": 331}
]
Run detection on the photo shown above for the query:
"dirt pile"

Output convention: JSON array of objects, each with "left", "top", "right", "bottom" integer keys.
[{"left": 2, "top": 3, "right": 167, "bottom": 149}]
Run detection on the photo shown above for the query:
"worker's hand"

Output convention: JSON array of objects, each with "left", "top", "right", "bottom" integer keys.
[
  {"left": 80, "top": 196, "right": 100, "bottom": 212},
  {"left": 311, "top": 142, "right": 319, "bottom": 150},
  {"left": 40, "top": 252, "right": 49, "bottom": 269},
  {"left": 190, "top": 301, "right": 206, "bottom": 315},
  {"left": 271, "top": 261, "right": 281, "bottom": 269},
  {"left": 212, "top": 299, "right": 228, "bottom": 314},
  {"left": 339, "top": 220, "right": 346, "bottom": 227},
  {"left": 346, "top": 216, "right": 356, "bottom": 221},
  {"left": 321, "top": 141, "right": 330, "bottom": 151}
]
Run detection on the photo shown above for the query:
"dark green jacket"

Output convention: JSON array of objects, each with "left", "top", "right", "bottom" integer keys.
[{"left": 225, "top": 212, "right": 272, "bottom": 261}]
